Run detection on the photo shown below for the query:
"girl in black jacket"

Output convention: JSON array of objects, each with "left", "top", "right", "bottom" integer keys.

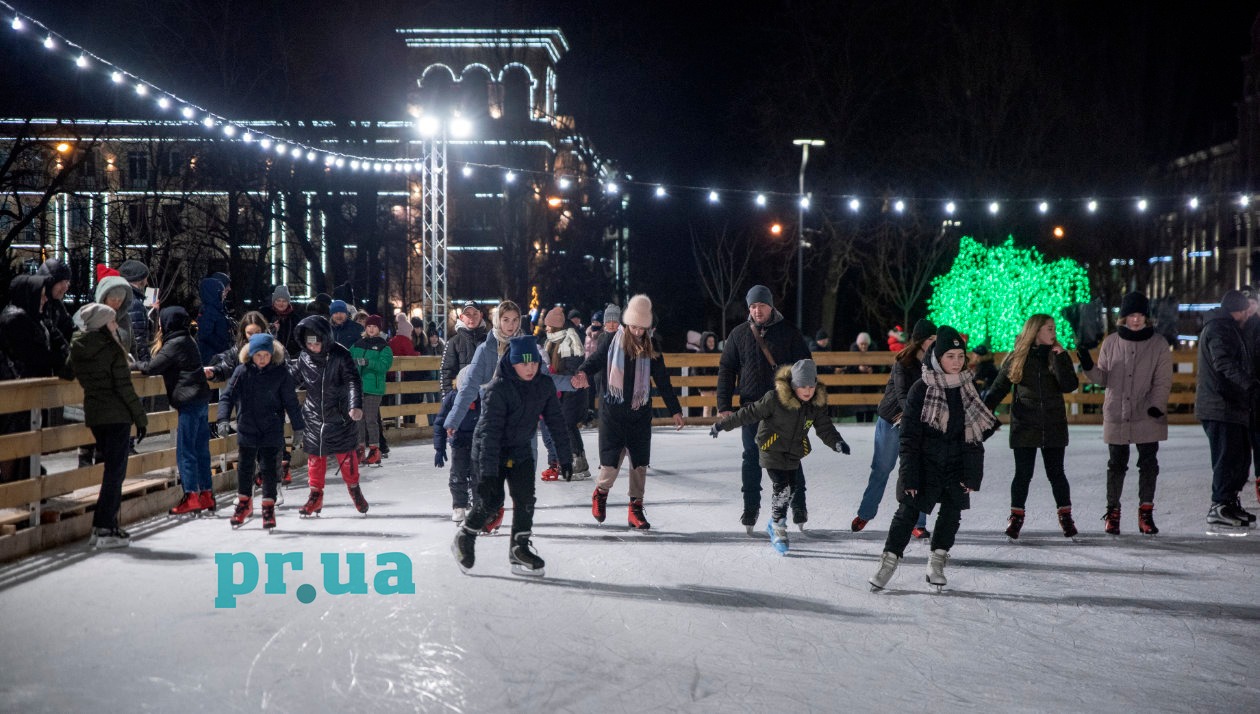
[
  {"left": 983, "top": 314, "right": 1081, "bottom": 541},
  {"left": 577, "top": 294, "right": 684, "bottom": 530},
  {"left": 869, "top": 326, "right": 998, "bottom": 592},
  {"left": 139, "top": 307, "right": 214, "bottom": 516},
  {"left": 218, "top": 334, "right": 305, "bottom": 529}
]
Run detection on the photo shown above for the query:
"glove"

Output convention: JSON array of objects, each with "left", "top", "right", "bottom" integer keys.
[
  {"left": 216, "top": 421, "right": 229, "bottom": 439},
  {"left": 1147, "top": 406, "right": 1164, "bottom": 419},
  {"left": 834, "top": 440, "right": 850, "bottom": 455},
  {"left": 709, "top": 423, "right": 721, "bottom": 438},
  {"left": 291, "top": 430, "right": 304, "bottom": 450},
  {"left": 435, "top": 449, "right": 447, "bottom": 467},
  {"left": 134, "top": 426, "right": 147, "bottom": 445},
  {"left": 1076, "top": 347, "right": 1095, "bottom": 372},
  {"left": 561, "top": 463, "right": 573, "bottom": 481}
]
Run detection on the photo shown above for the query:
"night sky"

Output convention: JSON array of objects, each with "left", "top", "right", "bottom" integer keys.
[{"left": 3, "top": 0, "right": 1257, "bottom": 339}]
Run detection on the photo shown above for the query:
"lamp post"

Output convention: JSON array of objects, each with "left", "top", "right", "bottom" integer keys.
[{"left": 793, "top": 138, "right": 825, "bottom": 330}]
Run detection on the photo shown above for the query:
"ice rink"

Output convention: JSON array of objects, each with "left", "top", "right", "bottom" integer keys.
[{"left": 1, "top": 424, "right": 1257, "bottom": 713}]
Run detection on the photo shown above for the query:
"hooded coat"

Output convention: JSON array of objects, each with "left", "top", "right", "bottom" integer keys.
[
  {"left": 716, "top": 365, "right": 846, "bottom": 470},
  {"left": 471, "top": 350, "right": 571, "bottom": 477},
  {"left": 37, "top": 258, "right": 75, "bottom": 347},
  {"left": 218, "top": 341, "right": 305, "bottom": 448},
  {"left": 196, "top": 276, "right": 231, "bottom": 365},
  {"left": 1195, "top": 307, "right": 1258, "bottom": 425},
  {"left": 440, "top": 320, "right": 489, "bottom": 394},
  {"left": 292, "top": 315, "right": 363, "bottom": 455},
  {"left": 983, "top": 345, "right": 1079, "bottom": 449},
  {"left": 261, "top": 301, "right": 301, "bottom": 355},
  {"left": 0, "top": 274, "right": 67, "bottom": 379},
  {"left": 68, "top": 325, "right": 147, "bottom": 429},
  {"left": 716, "top": 310, "right": 811, "bottom": 412},
  {"left": 138, "top": 307, "right": 211, "bottom": 409},
  {"left": 1081, "top": 326, "right": 1173, "bottom": 444},
  {"left": 93, "top": 275, "right": 134, "bottom": 355}
]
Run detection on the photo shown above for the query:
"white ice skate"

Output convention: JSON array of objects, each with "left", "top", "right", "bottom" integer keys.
[
  {"left": 869, "top": 551, "right": 900, "bottom": 591},
  {"left": 926, "top": 548, "right": 949, "bottom": 593}
]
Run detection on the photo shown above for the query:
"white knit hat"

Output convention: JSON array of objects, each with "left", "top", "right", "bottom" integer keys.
[{"left": 622, "top": 294, "right": 653, "bottom": 329}]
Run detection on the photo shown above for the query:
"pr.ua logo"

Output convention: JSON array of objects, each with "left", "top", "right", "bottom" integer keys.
[{"left": 215, "top": 552, "right": 416, "bottom": 609}]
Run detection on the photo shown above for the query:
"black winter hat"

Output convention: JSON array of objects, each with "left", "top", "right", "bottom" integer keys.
[
  {"left": 1119, "top": 292, "right": 1150, "bottom": 318},
  {"left": 119, "top": 259, "right": 149, "bottom": 282},
  {"left": 38, "top": 258, "right": 71, "bottom": 284},
  {"left": 910, "top": 319, "right": 937, "bottom": 342},
  {"left": 1221, "top": 289, "right": 1249, "bottom": 313},
  {"left": 815, "top": 329, "right": 829, "bottom": 341},
  {"left": 932, "top": 325, "right": 966, "bottom": 362}
]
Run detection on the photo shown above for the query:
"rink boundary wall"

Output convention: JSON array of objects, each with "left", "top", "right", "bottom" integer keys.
[{"left": 0, "top": 350, "right": 1200, "bottom": 561}]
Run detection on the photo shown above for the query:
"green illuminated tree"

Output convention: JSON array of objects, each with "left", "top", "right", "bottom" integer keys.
[{"left": 927, "top": 236, "right": 1090, "bottom": 351}]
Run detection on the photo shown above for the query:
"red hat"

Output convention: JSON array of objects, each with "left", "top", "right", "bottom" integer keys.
[
  {"left": 366, "top": 314, "right": 385, "bottom": 330},
  {"left": 95, "top": 264, "right": 120, "bottom": 283}
]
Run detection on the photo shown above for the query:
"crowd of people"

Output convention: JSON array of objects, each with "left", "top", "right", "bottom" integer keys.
[{"left": 1, "top": 261, "right": 1258, "bottom": 589}]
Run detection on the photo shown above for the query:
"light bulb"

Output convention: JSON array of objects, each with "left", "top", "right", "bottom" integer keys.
[
  {"left": 756, "top": 194, "right": 767, "bottom": 207},
  {"left": 75, "top": 55, "right": 88, "bottom": 68}
]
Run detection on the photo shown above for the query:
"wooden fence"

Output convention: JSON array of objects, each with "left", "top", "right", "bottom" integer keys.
[{"left": 0, "top": 349, "right": 1202, "bottom": 561}]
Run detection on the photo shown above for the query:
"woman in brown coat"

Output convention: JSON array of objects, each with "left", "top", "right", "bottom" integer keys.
[{"left": 1078, "top": 292, "right": 1172, "bottom": 535}]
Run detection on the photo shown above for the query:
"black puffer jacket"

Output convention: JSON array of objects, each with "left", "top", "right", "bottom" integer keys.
[
  {"left": 292, "top": 315, "right": 363, "bottom": 455},
  {"left": 717, "top": 311, "right": 810, "bottom": 412},
  {"left": 441, "top": 321, "right": 488, "bottom": 394},
  {"left": 37, "top": 258, "right": 75, "bottom": 349},
  {"left": 897, "top": 377, "right": 987, "bottom": 514},
  {"left": 0, "top": 274, "right": 68, "bottom": 378},
  {"left": 472, "top": 350, "right": 570, "bottom": 477},
  {"left": 1196, "top": 308, "right": 1258, "bottom": 425},
  {"left": 128, "top": 285, "right": 152, "bottom": 362},
  {"left": 138, "top": 307, "right": 211, "bottom": 409},
  {"left": 876, "top": 356, "right": 919, "bottom": 424},
  {"left": 218, "top": 341, "right": 305, "bottom": 448},
  {"left": 983, "top": 345, "right": 1078, "bottom": 449}
]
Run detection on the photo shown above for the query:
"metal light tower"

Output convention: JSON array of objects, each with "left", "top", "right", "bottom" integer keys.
[
  {"left": 793, "top": 138, "right": 825, "bottom": 330},
  {"left": 420, "top": 135, "right": 448, "bottom": 332}
]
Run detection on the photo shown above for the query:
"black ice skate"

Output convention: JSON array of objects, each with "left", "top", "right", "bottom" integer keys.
[
  {"left": 452, "top": 525, "right": 477, "bottom": 573},
  {"left": 1058, "top": 507, "right": 1080, "bottom": 541},
  {"left": 1137, "top": 503, "right": 1159, "bottom": 536},
  {"left": 509, "top": 531, "right": 546, "bottom": 576},
  {"left": 1102, "top": 507, "right": 1121, "bottom": 536},
  {"left": 348, "top": 484, "right": 369, "bottom": 514},
  {"left": 1005, "top": 509, "right": 1025, "bottom": 542},
  {"left": 261, "top": 499, "right": 276, "bottom": 530},
  {"left": 298, "top": 489, "right": 323, "bottom": 518},
  {"left": 1207, "top": 503, "right": 1249, "bottom": 536},
  {"left": 740, "top": 506, "right": 759, "bottom": 536},
  {"left": 792, "top": 506, "right": 808, "bottom": 532}
]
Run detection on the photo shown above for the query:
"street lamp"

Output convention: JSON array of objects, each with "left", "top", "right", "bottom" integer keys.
[{"left": 793, "top": 138, "right": 825, "bottom": 329}]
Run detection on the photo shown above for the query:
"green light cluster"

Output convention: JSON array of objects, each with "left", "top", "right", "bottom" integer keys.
[{"left": 927, "top": 236, "right": 1091, "bottom": 351}]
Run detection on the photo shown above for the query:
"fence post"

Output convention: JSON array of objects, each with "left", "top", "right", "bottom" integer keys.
[{"left": 28, "top": 406, "right": 42, "bottom": 528}]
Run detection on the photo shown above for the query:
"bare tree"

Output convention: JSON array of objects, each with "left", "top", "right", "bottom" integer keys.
[
  {"left": 690, "top": 221, "right": 754, "bottom": 337},
  {"left": 857, "top": 210, "right": 959, "bottom": 330}
]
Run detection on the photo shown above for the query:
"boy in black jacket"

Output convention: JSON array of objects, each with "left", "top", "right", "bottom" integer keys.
[
  {"left": 452, "top": 336, "right": 571, "bottom": 576},
  {"left": 434, "top": 366, "right": 481, "bottom": 523}
]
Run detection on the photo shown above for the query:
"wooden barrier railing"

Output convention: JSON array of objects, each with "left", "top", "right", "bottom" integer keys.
[{"left": 0, "top": 349, "right": 1201, "bottom": 561}]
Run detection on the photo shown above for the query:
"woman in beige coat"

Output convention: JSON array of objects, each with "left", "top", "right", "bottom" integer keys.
[{"left": 1078, "top": 292, "right": 1173, "bottom": 535}]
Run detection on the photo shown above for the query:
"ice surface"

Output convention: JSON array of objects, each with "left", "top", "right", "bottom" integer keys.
[{"left": 1, "top": 425, "right": 1258, "bottom": 713}]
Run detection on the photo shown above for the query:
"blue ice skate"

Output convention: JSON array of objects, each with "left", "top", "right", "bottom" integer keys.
[{"left": 766, "top": 518, "right": 789, "bottom": 554}]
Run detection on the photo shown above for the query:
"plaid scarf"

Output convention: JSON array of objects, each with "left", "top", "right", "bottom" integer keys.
[
  {"left": 919, "top": 359, "right": 996, "bottom": 444},
  {"left": 606, "top": 327, "right": 652, "bottom": 410}
]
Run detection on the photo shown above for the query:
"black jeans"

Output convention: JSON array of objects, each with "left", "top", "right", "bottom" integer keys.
[
  {"left": 560, "top": 390, "right": 587, "bottom": 458},
  {"left": 237, "top": 445, "right": 280, "bottom": 500},
  {"left": 1203, "top": 420, "right": 1251, "bottom": 504},
  {"left": 464, "top": 455, "right": 536, "bottom": 538},
  {"left": 89, "top": 423, "right": 132, "bottom": 530},
  {"left": 1010, "top": 446, "right": 1071, "bottom": 509},
  {"left": 884, "top": 485, "right": 965, "bottom": 558},
  {"left": 741, "top": 422, "right": 806, "bottom": 512},
  {"left": 1106, "top": 442, "right": 1159, "bottom": 509}
]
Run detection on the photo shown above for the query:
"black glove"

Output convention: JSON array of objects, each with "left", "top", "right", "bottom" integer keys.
[
  {"left": 134, "top": 426, "right": 147, "bottom": 445},
  {"left": 208, "top": 422, "right": 220, "bottom": 439},
  {"left": 709, "top": 423, "right": 721, "bottom": 438},
  {"left": 835, "top": 440, "right": 850, "bottom": 455},
  {"left": 1076, "top": 347, "right": 1095, "bottom": 372},
  {"left": 435, "top": 449, "right": 447, "bottom": 467},
  {"left": 1147, "top": 406, "right": 1164, "bottom": 419},
  {"left": 561, "top": 463, "right": 573, "bottom": 481}
]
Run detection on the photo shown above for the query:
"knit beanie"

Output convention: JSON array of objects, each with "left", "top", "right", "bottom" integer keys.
[
  {"left": 76, "top": 303, "right": 115, "bottom": 331},
  {"left": 790, "top": 359, "right": 818, "bottom": 388},
  {"left": 910, "top": 319, "right": 937, "bottom": 342},
  {"left": 815, "top": 329, "right": 829, "bottom": 341},
  {"left": 746, "top": 285, "right": 774, "bottom": 308},
  {"left": 591, "top": 310, "right": 604, "bottom": 325},
  {"left": 603, "top": 304, "right": 622, "bottom": 324},
  {"left": 248, "top": 333, "right": 275, "bottom": 357},
  {"left": 1221, "top": 290, "right": 1249, "bottom": 313},
  {"left": 329, "top": 300, "right": 349, "bottom": 316},
  {"left": 1118, "top": 291, "right": 1150, "bottom": 317},
  {"left": 365, "top": 314, "right": 385, "bottom": 330},
  {"left": 508, "top": 335, "right": 541, "bottom": 364},
  {"left": 567, "top": 309, "right": 582, "bottom": 321},
  {"left": 622, "top": 294, "right": 653, "bottom": 328},
  {"left": 118, "top": 259, "right": 149, "bottom": 282},
  {"left": 933, "top": 325, "right": 966, "bottom": 362},
  {"left": 395, "top": 313, "right": 413, "bottom": 338},
  {"left": 272, "top": 285, "right": 292, "bottom": 303},
  {"left": 544, "top": 306, "right": 566, "bottom": 328}
]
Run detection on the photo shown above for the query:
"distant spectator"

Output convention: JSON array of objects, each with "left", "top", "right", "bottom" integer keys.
[
  {"left": 196, "top": 275, "right": 231, "bottom": 365},
  {"left": 329, "top": 300, "right": 363, "bottom": 349},
  {"left": 261, "top": 285, "right": 300, "bottom": 355},
  {"left": 38, "top": 258, "right": 75, "bottom": 348},
  {"left": 119, "top": 259, "right": 153, "bottom": 362}
]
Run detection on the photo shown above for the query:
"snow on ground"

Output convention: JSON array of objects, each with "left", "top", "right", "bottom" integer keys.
[{"left": 1, "top": 424, "right": 1257, "bottom": 713}]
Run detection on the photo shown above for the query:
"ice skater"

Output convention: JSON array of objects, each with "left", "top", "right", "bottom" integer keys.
[
  {"left": 710, "top": 359, "right": 850, "bottom": 553},
  {"left": 869, "top": 327, "right": 998, "bottom": 592},
  {"left": 577, "top": 294, "right": 684, "bottom": 530},
  {"left": 451, "top": 336, "right": 571, "bottom": 576},
  {"left": 434, "top": 366, "right": 481, "bottom": 522}
]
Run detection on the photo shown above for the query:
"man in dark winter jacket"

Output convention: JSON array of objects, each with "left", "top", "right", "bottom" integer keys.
[
  {"left": 1197, "top": 290, "right": 1260, "bottom": 529},
  {"left": 717, "top": 285, "right": 811, "bottom": 529},
  {"left": 441, "top": 301, "right": 488, "bottom": 395},
  {"left": 197, "top": 275, "right": 232, "bottom": 365},
  {"left": 452, "top": 336, "right": 571, "bottom": 576},
  {"left": 292, "top": 315, "right": 368, "bottom": 517},
  {"left": 1, "top": 274, "right": 69, "bottom": 380},
  {"left": 38, "top": 258, "right": 75, "bottom": 349},
  {"left": 119, "top": 259, "right": 153, "bottom": 362},
  {"left": 328, "top": 300, "right": 363, "bottom": 349},
  {"left": 261, "top": 284, "right": 301, "bottom": 355}
]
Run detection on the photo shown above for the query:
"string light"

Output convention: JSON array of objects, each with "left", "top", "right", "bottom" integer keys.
[
  {"left": 110, "top": 70, "right": 122, "bottom": 83},
  {"left": 655, "top": 186, "right": 666, "bottom": 198},
  {"left": 461, "top": 165, "right": 473, "bottom": 177},
  {"left": 74, "top": 54, "right": 86, "bottom": 68},
  {"left": 606, "top": 182, "right": 618, "bottom": 195},
  {"left": 1087, "top": 200, "right": 1098, "bottom": 213},
  {"left": 894, "top": 199, "right": 905, "bottom": 213},
  {"left": 41, "top": 34, "right": 52, "bottom": 49},
  {"left": 708, "top": 190, "right": 719, "bottom": 203},
  {"left": 799, "top": 196, "right": 810, "bottom": 209},
  {"left": 1038, "top": 201, "right": 1049, "bottom": 214},
  {"left": 10, "top": 16, "right": 21, "bottom": 31},
  {"left": 505, "top": 171, "right": 516, "bottom": 183},
  {"left": 756, "top": 193, "right": 767, "bottom": 207},
  {"left": 945, "top": 201, "right": 956, "bottom": 215},
  {"left": 988, "top": 202, "right": 1000, "bottom": 215},
  {"left": 849, "top": 198, "right": 860, "bottom": 212},
  {"left": 1188, "top": 197, "right": 1199, "bottom": 210},
  {"left": 558, "top": 177, "right": 571, "bottom": 190},
  {"left": 1137, "top": 198, "right": 1148, "bottom": 212}
]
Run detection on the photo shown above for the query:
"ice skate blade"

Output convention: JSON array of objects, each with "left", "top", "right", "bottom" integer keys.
[
  {"left": 1206, "top": 526, "right": 1249, "bottom": 536},
  {"left": 570, "top": 471, "right": 591, "bottom": 481},
  {"left": 929, "top": 583, "right": 944, "bottom": 594},
  {"left": 1006, "top": 536, "right": 1020, "bottom": 544},
  {"left": 796, "top": 524, "right": 806, "bottom": 533},
  {"left": 745, "top": 525, "right": 755, "bottom": 536},
  {"left": 1066, "top": 535, "right": 1082, "bottom": 543},
  {"left": 511, "top": 564, "right": 545, "bottom": 577}
]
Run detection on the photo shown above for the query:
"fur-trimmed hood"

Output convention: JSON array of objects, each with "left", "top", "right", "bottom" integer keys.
[
  {"left": 238, "top": 337, "right": 286, "bottom": 364},
  {"left": 774, "top": 364, "right": 826, "bottom": 409}
]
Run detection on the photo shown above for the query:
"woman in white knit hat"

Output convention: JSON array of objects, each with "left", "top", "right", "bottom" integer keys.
[{"left": 577, "top": 294, "right": 684, "bottom": 529}]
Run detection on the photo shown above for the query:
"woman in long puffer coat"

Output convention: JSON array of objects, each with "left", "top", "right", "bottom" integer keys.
[
  {"left": 1078, "top": 292, "right": 1172, "bottom": 535},
  {"left": 984, "top": 314, "right": 1080, "bottom": 541}
]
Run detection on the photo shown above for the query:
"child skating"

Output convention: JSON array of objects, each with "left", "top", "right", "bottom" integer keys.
[
  {"left": 710, "top": 359, "right": 850, "bottom": 553},
  {"left": 434, "top": 366, "right": 481, "bottom": 522},
  {"left": 869, "top": 327, "right": 998, "bottom": 592}
]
